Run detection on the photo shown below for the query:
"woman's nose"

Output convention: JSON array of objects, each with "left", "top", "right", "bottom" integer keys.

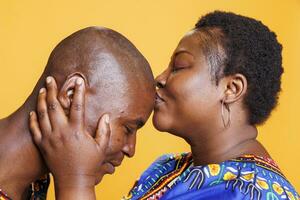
[{"left": 155, "top": 70, "right": 168, "bottom": 89}]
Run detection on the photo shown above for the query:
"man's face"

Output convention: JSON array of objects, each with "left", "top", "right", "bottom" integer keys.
[
  {"left": 46, "top": 30, "right": 155, "bottom": 183},
  {"left": 84, "top": 77, "right": 155, "bottom": 182}
]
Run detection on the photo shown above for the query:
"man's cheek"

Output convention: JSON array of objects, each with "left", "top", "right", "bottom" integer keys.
[{"left": 107, "top": 126, "right": 123, "bottom": 153}]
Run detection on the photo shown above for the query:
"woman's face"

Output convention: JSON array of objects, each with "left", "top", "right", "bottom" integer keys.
[{"left": 153, "top": 30, "right": 223, "bottom": 138}]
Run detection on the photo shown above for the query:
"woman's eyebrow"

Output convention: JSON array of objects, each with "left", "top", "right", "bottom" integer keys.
[
  {"left": 170, "top": 50, "right": 191, "bottom": 61},
  {"left": 174, "top": 50, "right": 193, "bottom": 57}
]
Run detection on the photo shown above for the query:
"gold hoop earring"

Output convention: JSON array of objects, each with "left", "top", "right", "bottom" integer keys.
[{"left": 221, "top": 99, "right": 231, "bottom": 128}]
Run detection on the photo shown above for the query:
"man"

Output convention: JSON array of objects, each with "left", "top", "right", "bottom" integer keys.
[{"left": 0, "top": 26, "right": 155, "bottom": 200}]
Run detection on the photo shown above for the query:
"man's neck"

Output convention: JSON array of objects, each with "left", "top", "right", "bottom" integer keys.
[{"left": 0, "top": 105, "right": 48, "bottom": 200}]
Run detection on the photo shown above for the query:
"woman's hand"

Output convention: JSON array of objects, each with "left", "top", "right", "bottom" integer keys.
[{"left": 29, "top": 76, "right": 110, "bottom": 199}]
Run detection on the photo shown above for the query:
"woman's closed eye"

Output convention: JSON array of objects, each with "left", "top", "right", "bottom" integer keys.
[
  {"left": 171, "top": 56, "right": 192, "bottom": 74},
  {"left": 172, "top": 65, "right": 185, "bottom": 73},
  {"left": 171, "top": 51, "right": 194, "bottom": 74}
]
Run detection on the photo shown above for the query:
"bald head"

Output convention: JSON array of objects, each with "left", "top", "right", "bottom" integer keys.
[
  {"left": 26, "top": 26, "right": 155, "bottom": 135},
  {"left": 45, "top": 26, "right": 153, "bottom": 90},
  {"left": 42, "top": 27, "right": 154, "bottom": 110},
  {"left": 13, "top": 27, "right": 155, "bottom": 176},
  {"left": 28, "top": 27, "right": 153, "bottom": 103}
]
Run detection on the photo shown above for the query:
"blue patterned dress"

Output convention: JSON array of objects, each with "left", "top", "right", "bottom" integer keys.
[{"left": 123, "top": 153, "right": 299, "bottom": 200}]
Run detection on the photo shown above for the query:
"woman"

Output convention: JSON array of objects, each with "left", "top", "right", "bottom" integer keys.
[
  {"left": 122, "top": 11, "right": 299, "bottom": 200},
  {"left": 29, "top": 11, "right": 299, "bottom": 199}
]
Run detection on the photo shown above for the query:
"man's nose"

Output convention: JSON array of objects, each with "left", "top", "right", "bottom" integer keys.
[{"left": 122, "top": 134, "right": 136, "bottom": 158}]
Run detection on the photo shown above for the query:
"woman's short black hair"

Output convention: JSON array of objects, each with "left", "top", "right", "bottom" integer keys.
[{"left": 195, "top": 11, "right": 283, "bottom": 125}]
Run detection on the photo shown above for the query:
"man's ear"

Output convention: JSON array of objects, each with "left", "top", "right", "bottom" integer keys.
[
  {"left": 58, "top": 72, "right": 87, "bottom": 112},
  {"left": 221, "top": 73, "right": 247, "bottom": 104}
]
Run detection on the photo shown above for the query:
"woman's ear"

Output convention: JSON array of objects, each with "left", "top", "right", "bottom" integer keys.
[
  {"left": 222, "top": 73, "right": 247, "bottom": 104},
  {"left": 58, "top": 72, "right": 87, "bottom": 114}
]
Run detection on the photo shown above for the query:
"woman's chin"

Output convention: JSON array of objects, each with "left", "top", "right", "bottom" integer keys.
[{"left": 152, "top": 113, "right": 170, "bottom": 132}]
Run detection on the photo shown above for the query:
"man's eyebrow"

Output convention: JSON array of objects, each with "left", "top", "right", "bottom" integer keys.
[{"left": 135, "top": 118, "right": 145, "bottom": 129}]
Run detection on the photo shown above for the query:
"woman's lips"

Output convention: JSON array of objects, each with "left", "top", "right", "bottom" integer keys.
[{"left": 155, "top": 92, "right": 165, "bottom": 105}]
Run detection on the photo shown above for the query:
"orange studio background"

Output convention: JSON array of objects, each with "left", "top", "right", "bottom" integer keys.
[{"left": 0, "top": 0, "right": 299, "bottom": 199}]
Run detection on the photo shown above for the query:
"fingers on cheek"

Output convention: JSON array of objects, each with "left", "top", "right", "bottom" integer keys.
[
  {"left": 46, "top": 76, "right": 59, "bottom": 101},
  {"left": 29, "top": 112, "right": 42, "bottom": 141},
  {"left": 39, "top": 135, "right": 64, "bottom": 155},
  {"left": 29, "top": 112, "right": 37, "bottom": 128},
  {"left": 37, "top": 88, "right": 54, "bottom": 132},
  {"left": 39, "top": 140, "right": 51, "bottom": 155},
  {"left": 37, "top": 88, "right": 47, "bottom": 114},
  {"left": 46, "top": 133, "right": 65, "bottom": 149},
  {"left": 46, "top": 88, "right": 59, "bottom": 112}
]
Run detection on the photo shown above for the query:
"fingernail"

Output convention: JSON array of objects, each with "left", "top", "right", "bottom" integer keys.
[
  {"left": 105, "top": 115, "right": 110, "bottom": 124},
  {"left": 39, "top": 88, "right": 45, "bottom": 93},
  {"left": 76, "top": 77, "right": 83, "bottom": 85},
  {"left": 30, "top": 111, "right": 34, "bottom": 116},
  {"left": 46, "top": 76, "right": 52, "bottom": 84}
]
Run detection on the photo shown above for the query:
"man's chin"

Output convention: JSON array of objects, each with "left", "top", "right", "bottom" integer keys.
[
  {"left": 95, "top": 162, "right": 117, "bottom": 184},
  {"left": 95, "top": 174, "right": 104, "bottom": 185}
]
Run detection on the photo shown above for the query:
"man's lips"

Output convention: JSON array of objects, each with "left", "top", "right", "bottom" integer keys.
[
  {"left": 105, "top": 162, "right": 115, "bottom": 174},
  {"left": 102, "top": 159, "right": 123, "bottom": 174},
  {"left": 110, "top": 160, "right": 122, "bottom": 167}
]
